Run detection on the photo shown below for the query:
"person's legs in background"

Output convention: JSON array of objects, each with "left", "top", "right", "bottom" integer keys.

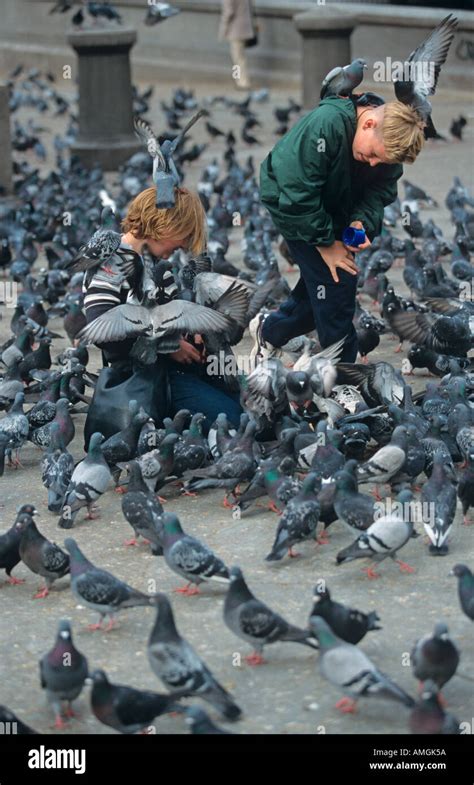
[
  {"left": 285, "top": 240, "right": 358, "bottom": 362},
  {"left": 260, "top": 275, "right": 316, "bottom": 348},
  {"left": 229, "top": 39, "right": 250, "bottom": 89}
]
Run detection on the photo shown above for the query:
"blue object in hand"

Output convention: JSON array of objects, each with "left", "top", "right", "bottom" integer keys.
[{"left": 342, "top": 226, "right": 366, "bottom": 247}]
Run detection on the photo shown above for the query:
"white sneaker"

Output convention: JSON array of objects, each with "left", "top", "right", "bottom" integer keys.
[{"left": 249, "top": 313, "right": 281, "bottom": 362}]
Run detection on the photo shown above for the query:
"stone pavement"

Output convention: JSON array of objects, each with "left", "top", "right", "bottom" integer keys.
[{"left": 0, "top": 75, "right": 473, "bottom": 735}]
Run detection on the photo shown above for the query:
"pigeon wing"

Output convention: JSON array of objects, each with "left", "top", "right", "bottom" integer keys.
[
  {"left": 405, "top": 14, "right": 458, "bottom": 98},
  {"left": 77, "top": 305, "right": 153, "bottom": 345}
]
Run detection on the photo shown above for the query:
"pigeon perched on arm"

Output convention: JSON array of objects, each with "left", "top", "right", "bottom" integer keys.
[
  {"left": 320, "top": 59, "right": 368, "bottom": 100},
  {"left": 393, "top": 14, "right": 458, "bottom": 139},
  {"left": 64, "top": 537, "right": 154, "bottom": 630},
  {"left": 310, "top": 617, "right": 414, "bottom": 714},
  {"left": 58, "top": 432, "right": 112, "bottom": 529},
  {"left": 39, "top": 619, "right": 88, "bottom": 729},
  {"left": 147, "top": 593, "right": 242, "bottom": 721}
]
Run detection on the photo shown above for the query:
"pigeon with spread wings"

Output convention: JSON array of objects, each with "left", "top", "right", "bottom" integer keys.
[{"left": 394, "top": 14, "right": 458, "bottom": 139}]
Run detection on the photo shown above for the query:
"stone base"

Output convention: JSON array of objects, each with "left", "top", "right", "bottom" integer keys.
[{"left": 70, "top": 138, "right": 141, "bottom": 171}]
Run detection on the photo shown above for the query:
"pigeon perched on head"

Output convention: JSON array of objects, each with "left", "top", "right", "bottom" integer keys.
[
  {"left": 409, "top": 680, "right": 460, "bottom": 735},
  {"left": 147, "top": 593, "right": 242, "bottom": 721},
  {"left": 310, "top": 617, "right": 414, "bottom": 713},
  {"left": 224, "top": 566, "right": 318, "bottom": 665},
  {"left": 411, "top": 622, "right": 459, "bottom": 692},
  {"left": 58, "top": 432, "right": 112, "bottom": 529},
  {"left": 336, "top": 489, "right": 415, "bottom": 579},
  {"left": 449, "top": 564, "right": 474, "bottom": 621},
  {"left": 320, "top": 59, "right": 368, "bottom": 100},
  {"left": 161, "top": 512, "right": 230, "bottom": 595},
  {"left": 309, "top": 583, "right": 381, "bottom": 645},
  {"left": 18, "top": 510, "right": 70, "bottom": 598},
  {"left": 64, "top": 537, "right": 154, "bottom": 630},
  {"left": 39, "top": 619, "right": 88, "bottom": 729},
  {"left": 90, "top": 669, "right": 186, "bottom": 734},
  {"left": 393, "top": 14, "right": 458, "bottom": 139}
]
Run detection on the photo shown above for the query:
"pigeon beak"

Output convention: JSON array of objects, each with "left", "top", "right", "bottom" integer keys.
[{"left": 85, "top": 677, "right": 93, "bottom": 687}]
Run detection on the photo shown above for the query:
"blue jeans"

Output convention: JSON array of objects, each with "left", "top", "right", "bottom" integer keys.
[
  {"left": 262, "top": 239, "right": 358, "bottom": 363},
  {"left": 168, "top": 361, "right": 243, "bottom": 434}
]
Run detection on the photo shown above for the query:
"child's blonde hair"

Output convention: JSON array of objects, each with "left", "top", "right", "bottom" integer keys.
[
  {"left": 381, "top": 101, "right": 426, "bottom": 164},
  {"left": 122, "top": 186, "right": 207, "bottom": 255}
]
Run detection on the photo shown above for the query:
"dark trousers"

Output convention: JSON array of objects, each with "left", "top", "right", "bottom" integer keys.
[
  {"left": 261, "top": 239, "right": 358, "bottom": 363},
  {"left": 168, "top": 361, "right": 243, "bottom": 433}
]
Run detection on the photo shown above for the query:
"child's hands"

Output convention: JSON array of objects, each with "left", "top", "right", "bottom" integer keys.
[
  {"left": 170, "top": 335, "right": 206, "bottom": 364},
  {"left": 317, "top": 241, "right": 359, "bottom": 284},
  {"left": 344, "top": 220, "right": 372, "bottom": 252}
]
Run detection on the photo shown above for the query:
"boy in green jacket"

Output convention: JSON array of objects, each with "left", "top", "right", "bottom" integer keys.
[{"left": 256, "top": 93, "right": 425, "bottom": 362}]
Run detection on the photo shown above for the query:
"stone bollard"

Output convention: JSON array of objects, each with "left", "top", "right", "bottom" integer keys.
[
  {"left": 0, "top": 84, "right": 13, "bottom": 196},
  {"left": 68, "top": 27, "right": 141, "bottom": 170},
  {"left": 294, "top": 12, "right": 357, "bottom": 110}
]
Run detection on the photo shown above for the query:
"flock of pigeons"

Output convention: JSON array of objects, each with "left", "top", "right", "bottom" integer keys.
[{"left": 0, "top": 38, "right": 473, "bottom": 736}]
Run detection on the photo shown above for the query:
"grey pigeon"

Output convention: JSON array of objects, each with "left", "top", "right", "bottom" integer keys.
[
  {"left": 162, "top": 512, "right": 230, "bottom": 595},
  {"left": 310, "top": 617, "right": 415, "bottom": 713},
  {"left": 356, "top": 426, "right": 407, "bottom": 488},
  {"left": 333, "top": 461, "right": 376, "bottom": 533},
  {"left": 185, "top": 706, "right": 231, "bottom": 735},
  {"left": 147, "top": 593, "right": 242, "bottom": 721},
  {"left": 41, "top": 422, "right": 74, "bottom": 513},
  {"left": 39, "top": 619, "right": 88, "bottom": 729},
  {"left": 67, "top": 206, "right": 121, "bottom": 275},
  {"left": 449, "top": 564, "right": 474, "bottom": 621},
  {"left": 394, "top": 14, "right": 458, "bottom": 139},
  {"left": 18, "top": 511, "right": 70, "bottom": 598},
  {"left": 90, "top": 669, "right": 186, "bottom": 734},
  {"left": 411, "top": 622, "right": 459, "bottom": 691},
  {"left": 0, "top": 391, "right": 29, "bottom": 467},
  {"left": 58, "top": 433, "right": 112, "bottom": 529},
  {"left": 320, "top": 59, "right": 368, "bottom": 100},
  {"left": 265, "top": 473, "right": 321, "bottom": 561},
  {"left": 223, "top": 566, "right": 318, "bottom": 665},
  {"left": 0, "top": 503, "right": 37, "bottom": 586},
  {"left": 121, "top": 460, "right": 165, "bottom": 554},
  {"left": 421, "top": 453, "right": 457, "bottom": 555},
  {"left": 64, "top": 537, "right": 153, "bottom": 630},
  {"left": 336, "top": 489, "right": 415, "bottom": 578}
]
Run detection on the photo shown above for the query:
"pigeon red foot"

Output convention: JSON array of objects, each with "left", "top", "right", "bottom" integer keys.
[{"left": 245, "top": 652, "right": 265, "bottom": 666}]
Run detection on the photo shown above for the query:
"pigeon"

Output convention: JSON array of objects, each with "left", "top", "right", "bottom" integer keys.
[
  {"left": 336, "top": 489, "right": 415, "bottom": 578},
  {"left": 449, "top": 564, "right": 474, "bottom": 621},
  {"left": 18, "top": 511, "right": 70, "bottom": 598},
  {"left": 409, "top": 680, "right": 460, "bottom": 734},
  {"left": 420, "top": 453, "right": 457, "bottom": 555},
  {"left": 407, "top": 345, "right": 472, "bottom": 377},
  {"left": 309, "top": 583, "right": 381, "bottom": 645},
  {"left": 393, "top": 14, "right": 458, "bottom": 139},
  {"left": 0, "top": 504, "right": 37, "bottom": 586},
  {"left": 30, "top": 398, "right": 75, "bottom": 450},
  {"left": 144, "top": 2, "right": 179, "bottom": 26},
  {"left": 101, "top": 406, "right": 150, "bottom": 487},
  {"left": 58, "top": 433, "right": 112, "bottom": 528},
  {"left": 411, "top": 622, "right": 459, "bottom": 691},
  {"left": 403, "top": 180, "right": 438, "bottom": 207},
  {"left": 67, "top": 207, "right": 121, "bottom": 275},
  {"left": 356, "top": 426, "right": 407, "bottom": 488},
  {"left": 0, "top": 705, "right": 37, "bottom": 734},
  {"left": 265, "top": 473, "right": 321, "bottom": 561},
  {"left": 121, "top": 460, "right": 165, "bottom": 553},
  {"left": 320, "top": 59, "right": 368, "bottom": 100},
  {"left": 136, "top": 433, "right": 180, "bottom": 495},
  {"left": 336, "top": 361, "right": 406, "bottom": 407},
  {"left": 64, "top": 537, "right": 153, "bottom": 630},
  {"left": 388, "top": 311, "right": 472, "bottom": 357},
  {"left": 450, "top": 115, "right": 467, "bottom": 142},
  {"left": 147, "top": 593, "right": 242, "bottom": 720},
  {"left": 223, "top": 566, "right": 318, "bottom": 665},
  {"left": 90, "top": 669, "right": 186, "bottom": 734},
  {"left": 0, "top": 391, "right": 29, "bottom": 467},
  {"left": 310, "top": 617, "right": 415, "bottom": 713},
  {"left": 457, "top": 450, "right": 474, "bottom": 525},
  {"left": 184, "top": 706, "right": 231, "bottom": 735},
  {"left": 41, "top": 422, "right": 74, "bottom": 513},
  {"left": 333, "top": 462, "right": 377, "bottom": 533},
  {"left": 78, "top": 298, "right": 237, "bottom": 362},
  {"left": 161, "top": 512, "right": 230, "bottom": 595},
  {"left": 39, "top": 619, "right": 88, "bottom": 729}
]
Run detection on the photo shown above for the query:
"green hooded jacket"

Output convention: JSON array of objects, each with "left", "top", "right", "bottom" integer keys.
[{"left": 259, "top": 95, "right": 403, "bottom": 247}]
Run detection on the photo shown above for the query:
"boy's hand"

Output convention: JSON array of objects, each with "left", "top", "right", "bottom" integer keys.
[
  {"left": 344, "top": 220, "right": 372, "bottom": 252},
  {"left": 170, "top": 336, "right": 206, "bottom": 365},
  {"left": 317, "top": 241, "right": 359, "bottom": 284}
]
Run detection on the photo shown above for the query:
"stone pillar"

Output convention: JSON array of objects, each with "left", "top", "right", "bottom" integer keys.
[
  {"left": 294, "top": 12, "right": 357, "bottom": 110},
  {"left": 0, "top": 84, "right": 13, "bottom": 196},
  {"left": 68, "top": 27, "right": 141, "bottom": 170}
]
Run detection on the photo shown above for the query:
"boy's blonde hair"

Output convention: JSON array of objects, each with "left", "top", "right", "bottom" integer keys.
[
  {"left": 122, "top": 186, "right": 207, "bottom": 255},
  {"left": 381, "top": 101, "right": 426, "bottom": 164}
]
